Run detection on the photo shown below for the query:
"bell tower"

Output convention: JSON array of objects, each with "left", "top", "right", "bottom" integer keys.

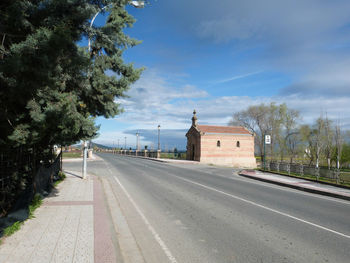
[{"left": 192, "top": 110, "right": 198, "bottom": 127}]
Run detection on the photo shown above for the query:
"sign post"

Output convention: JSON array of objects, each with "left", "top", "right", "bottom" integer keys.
[
  {"left": 264, "top": 135, "right": 271, "bottom": 170},
  {"left": 83, "top": 141, "right": 87, "bottom": 179}
]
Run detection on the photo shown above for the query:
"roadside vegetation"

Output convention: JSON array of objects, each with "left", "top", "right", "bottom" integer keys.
[
  {"left": 1, "top": 194, "right": 42, "bottom": 241},
  {"left": 232, "top": 103, "right": 350, "bottom": 169},
  {"left": 0, "top": 1, "right": 142, "bottom": 215},
  {"left": 28, "top": 194, "right": 43, "bottom": 219},
  {"left": 0, "top": 171, "right": 66, "bottom": 244},
  {"left": 160, "top": 152, "right": 187, "bottom": 160},
  {"left": 234, "top": 103, "right": 350, "bottom": 187},
  {"left": 54, "top": 172, "right": 66, "bottom": 187},
  {"left": 62, "top": 152, "right": 82, "bottom": 159}
]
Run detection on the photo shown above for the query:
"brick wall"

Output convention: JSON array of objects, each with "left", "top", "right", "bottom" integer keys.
[{"left": 200, "top": 134, "right": 256, "bottom": 168}]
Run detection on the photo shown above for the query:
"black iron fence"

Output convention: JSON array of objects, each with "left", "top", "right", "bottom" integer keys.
[{"left": 0, "top": 147, "right": 61, "bottom": 217}]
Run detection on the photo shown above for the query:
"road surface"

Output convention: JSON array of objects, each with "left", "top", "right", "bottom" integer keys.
[{"left": 64, "top": 153, "right": 350, "bottom": 263}]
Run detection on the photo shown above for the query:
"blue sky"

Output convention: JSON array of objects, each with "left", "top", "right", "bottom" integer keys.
[{"left": 89, "top": 0, "right": 350, "bottom": 150}]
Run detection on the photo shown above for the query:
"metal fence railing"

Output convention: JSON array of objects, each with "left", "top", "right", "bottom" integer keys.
[
  {"left": 102, "top": 149, "right": 187, "bottom": 160},
  {"left": 0, "top": 147, "right": 61, "bottom": 217},
  {"left": 263, "top": 161, "right": 350, "bottom": 185}
]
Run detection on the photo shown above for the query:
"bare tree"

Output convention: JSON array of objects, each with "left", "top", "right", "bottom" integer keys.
[
  {"left": 268, "top": 103, "right": 284, "bottom": 161},
  {"left": 323, "top": 114, "right": 334, "bottom": 169},
  {"left": 231, "top": 104, "right": 270, "bottom": 161},
  {"left": 231, "top": 103, "right": 303, "bottom": 163},
  {"left": 281, "top": 107, "right": 300, "bottom": 163},
  {"left": 299, "top": 124, "right": 314, "bottom": 165},
  {"left": 314, "top": 117, "right": 325, "bottom": 169},
  {"left": 335, "top": 123, "right": 343, "bottom": 169}
]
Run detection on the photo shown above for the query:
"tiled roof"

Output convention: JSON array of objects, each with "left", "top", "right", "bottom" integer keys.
[{"left": 197, "top": 125, "right": 251, "bottom": 135}]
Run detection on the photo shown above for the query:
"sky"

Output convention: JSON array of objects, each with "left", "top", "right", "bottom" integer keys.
[{"left": 90, "top": 0, "right": 350, "bottom": 150}]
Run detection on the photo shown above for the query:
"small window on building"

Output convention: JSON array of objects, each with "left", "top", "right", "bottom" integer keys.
[
  {"left": 236, "top": 141, "right": 240, "bottom": 148},
  {"left": 217, "top": 140, "right": 221, "bottom": 147}
]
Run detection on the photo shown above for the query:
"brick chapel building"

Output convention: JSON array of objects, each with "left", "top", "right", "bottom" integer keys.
[{"left": 186, "top": 110, "right": 256, "bottom": 168}]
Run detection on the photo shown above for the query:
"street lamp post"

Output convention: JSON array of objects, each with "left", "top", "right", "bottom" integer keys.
[
  {"left": 136, "top": 132, "right": 139, "bottom": 150},
  {"left": 83, "top": 141, "right": 87, "bottom": 179},
  {"left": 83, "top": 1, "right": 144, "bottom": 175},
  {"left": 124, "top": 136, "right": 127, "bottom": 150},
  {"left": 88, "top": 1, "right": 145, "bottom": 52},
  {"left": 158, "top": 125, "right": 161, "bottom": 151}
]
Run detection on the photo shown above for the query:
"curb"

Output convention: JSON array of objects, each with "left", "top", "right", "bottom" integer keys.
[
  {"left": 100, "top": 176, "right": 145, "bottom": 263},
  {"left": 257, "top": 169, "right": 350, "bottom": 190},
  {"left": 239, "top": 172, "right": 350, "bottom": 202}
]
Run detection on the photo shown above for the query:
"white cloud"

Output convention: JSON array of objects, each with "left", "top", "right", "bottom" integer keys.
[
  {"left": 113, "top": 69, "right": 350, "bottom": 130},
  {"left": 114, "top": 69, "right": 209, "bottom": 129},
  {"left": 158, "top": 0, "right": 350, "bottom": 98},
  {"left": 95, "top": 69, "right": 350, "bottom": 148},
  {"left": 94, "top": 1, "right": 350, "bottom": 146}
]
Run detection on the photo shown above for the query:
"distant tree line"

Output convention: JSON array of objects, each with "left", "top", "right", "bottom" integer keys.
[{"left": 230, "top": 103, "right": 350, "bottom": 169}]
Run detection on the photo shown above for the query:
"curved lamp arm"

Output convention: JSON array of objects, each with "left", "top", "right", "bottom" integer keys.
[{"left": 88, "top": 1, "right": 145, "bottom": 52}]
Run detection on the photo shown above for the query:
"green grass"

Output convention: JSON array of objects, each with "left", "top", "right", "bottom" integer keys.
[
  {"left": 3, "top": 221, "right": 23, "bottom": 237},
  {"left": 62, "top": 152, "right": 81, "bottom": 158},
  {"left": 54, "top": 171, "right": 66, "bottom": 187},
  {"left": 29, "top": 194, "right": 43, "bottom": 219},
  {"left": 1, "top": 193, "right": 44, "bottom": 241},
  {"left": 340, "top": 172, "right": 350, "bottom": 183}
]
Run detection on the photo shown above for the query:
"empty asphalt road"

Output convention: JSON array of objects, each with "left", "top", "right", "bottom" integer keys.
[{"left": 64, "top": 154, "right": 350, "bottom": 263}]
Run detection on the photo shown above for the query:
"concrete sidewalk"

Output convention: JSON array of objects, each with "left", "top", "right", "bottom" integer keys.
[
  {"left": 239, "top": 169, "right": 350, "bottom": 201},
  {"left": 0, "top": 170, "right": 121, "bottom": 263}
]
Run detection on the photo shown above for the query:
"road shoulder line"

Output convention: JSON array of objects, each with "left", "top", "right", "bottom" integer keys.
[
  {"left": 111, "top": 175, "right": 178, "bottom": 263},
  {"left": 239, "top": 173, "right": 350, "bottom": 202},
  {"left": 101, "top": 176, "right": 145, "bottom": 263},
  {"left": 172, "top": 174, "right": 350, "bottom": 240}
]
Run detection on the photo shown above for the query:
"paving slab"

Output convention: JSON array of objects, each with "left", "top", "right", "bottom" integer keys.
[{"left": 0, "top": 170, "right": 117, "bottom": 263}]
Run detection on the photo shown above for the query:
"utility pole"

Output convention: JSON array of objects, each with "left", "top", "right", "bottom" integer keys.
[
  {"left": 136, "top": 132, "right": 139, "bottom": 150},
  {"left": 82, "top": 141, "right": 87, "bottom": 179},
  {"left": 264, "top": 134, "right": 271, "bottom": 170},
  {"left": 83, "top": 1, "right": 145, "bottom": 178},
  {"left": 158, "top": 125, "right": 161, "bottom": 151}
]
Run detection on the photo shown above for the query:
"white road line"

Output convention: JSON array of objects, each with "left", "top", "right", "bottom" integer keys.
[
  {"left": 159, "top": 161, "right": 350, "bottom": 205},
  {"left": 172, "top": 175, "right": 350, "bottom": 240},
  {"left": 111, "top": 173, "right": 178, "bottom": 263},
  {"left": 233, "top": 174, "right": 350, "bottom": 205}
]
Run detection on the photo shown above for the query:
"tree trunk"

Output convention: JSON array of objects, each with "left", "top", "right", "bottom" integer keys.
[{"left": 327, "top": 157, "right": 331, "bottom": 169}]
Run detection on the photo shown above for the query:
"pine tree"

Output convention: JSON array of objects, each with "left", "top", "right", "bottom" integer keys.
[{"left": 0, "top": 0, "right": 142, "bottom": 151}]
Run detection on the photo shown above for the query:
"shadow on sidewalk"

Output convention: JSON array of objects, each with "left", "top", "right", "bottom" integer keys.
[{"left": 64, "top": 171, "right": 83, "bottom": 179}]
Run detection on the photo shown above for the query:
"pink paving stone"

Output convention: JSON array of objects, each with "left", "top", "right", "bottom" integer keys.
[{"left": 93, "top": 176, "right": 117, "bottom": 263}]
